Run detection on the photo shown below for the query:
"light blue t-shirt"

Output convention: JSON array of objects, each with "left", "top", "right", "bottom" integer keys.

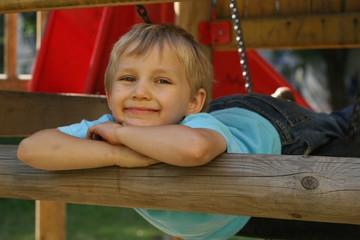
[{"left": 58, "top": 108, "right": 281, "bottom": 240}]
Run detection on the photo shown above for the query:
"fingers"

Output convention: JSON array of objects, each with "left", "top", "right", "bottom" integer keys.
[
  {"left": 86, "top": 126, "right": 96, "bottom": 140},
  {"left": 86, "top": 121, "right": 122, "bottom": 144}
]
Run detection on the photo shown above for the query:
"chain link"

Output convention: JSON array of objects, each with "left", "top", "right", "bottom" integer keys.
[
  {"left": 229, "top": 0, "right": 253, "bottom": 94},
  {"left": 348, "top": 88, "right": 360, "bottom": 140},
  {"left": 136, "top": 5, "right": 153, "bottom": 24}
]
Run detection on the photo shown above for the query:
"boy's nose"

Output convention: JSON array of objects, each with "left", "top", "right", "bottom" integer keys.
[{"left": 131, "top": 80, "right": 151, "bottom": 100}]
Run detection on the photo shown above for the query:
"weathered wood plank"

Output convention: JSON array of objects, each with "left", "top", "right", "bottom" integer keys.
[
  {"left": 213, "top": 13, "right": 360, "bottom": 50},
  {"left": 346, "top": 0, "right": 360, "bottom": 12},
  {"left": 0, "top": 90, "right": 110, "bottom": 137},
  {"left": 243, "top": 0, "right": 277, "bottom": 17},
  {"left": 311, "top": 0, "right": 342, "bottom": 14},
  {"left": 217, "top": 0, "right": 359, "bottom": 17},
  {"left": 277, "top": 0, "right": 311, "bottom": 15},
  {"left": 1, "top": 144, "right": 360, "bottom": 225},
  {"left": 0, "top": 0, "right": 190, "bottom": 14}
]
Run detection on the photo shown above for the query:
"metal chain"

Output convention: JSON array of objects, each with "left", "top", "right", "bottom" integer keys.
[
  {"left": 136, "top": 5, "right": 153, "bottom": 24},
  {"left": 229, "top": 0, "right": 253, "bottom": 94},
  {"left": 348, "top": 88, "right": 360, "bottom": 140}
]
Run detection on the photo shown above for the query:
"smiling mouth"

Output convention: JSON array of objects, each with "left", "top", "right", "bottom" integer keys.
[{"left": 125, "top": 107, "right": 159, "bottom": 114}]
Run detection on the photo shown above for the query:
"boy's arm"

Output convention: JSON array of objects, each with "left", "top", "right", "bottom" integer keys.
[
  {"left": 17, "top": 129, "right": 159, "bottom": 170},
  {"left": 87, "top": 122, "right": 227, "bottom": 167}
]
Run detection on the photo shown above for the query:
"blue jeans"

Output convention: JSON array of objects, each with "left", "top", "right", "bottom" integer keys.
[{"left": 209, "top": 94, "right": 353, "bottom": 155}]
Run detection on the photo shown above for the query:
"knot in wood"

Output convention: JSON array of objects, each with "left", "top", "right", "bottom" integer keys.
[
  {"left": 290, "top": 213, "right": 302, "bottom": 219},
  {"left": 301, "top": 176, "right": 319, "bottom": 190}
]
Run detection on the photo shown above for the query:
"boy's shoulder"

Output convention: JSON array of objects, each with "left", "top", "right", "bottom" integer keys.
[{"left": 181, "top": 112, "right": 220, "bottom": 126}]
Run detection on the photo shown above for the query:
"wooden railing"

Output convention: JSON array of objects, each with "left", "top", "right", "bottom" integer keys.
[
  {"left": 2, "top": 144, "right": 360, "bottom": 225},
  {"left": 0, "top": 90, "right": 110, "bottom": 137}
]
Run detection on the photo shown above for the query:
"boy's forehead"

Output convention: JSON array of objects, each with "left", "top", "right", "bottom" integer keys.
[
  {"left": 120, "top": 41, "right": 177, "bottom": 60},
  {"left": 117, "top": 43, "right": 184, "bottom": 68},
  {"left": 127, "top": 40, "right": 158, "bottom": 52}
]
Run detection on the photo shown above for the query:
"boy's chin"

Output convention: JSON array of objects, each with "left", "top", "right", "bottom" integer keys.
[
  {"left": 120, "top": 119, "right": 177, "bottom": 127},
  {"left": 120, "top": 120, "right": 159, "bottom": 127}
]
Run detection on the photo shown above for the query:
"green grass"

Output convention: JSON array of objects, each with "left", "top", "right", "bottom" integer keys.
[{"left": 0, "top": 198, "right": 260, "bottom": 240}]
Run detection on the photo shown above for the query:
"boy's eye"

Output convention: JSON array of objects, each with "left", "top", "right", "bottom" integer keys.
[
  {"left": 156, "top": 79, "right": 171, "bottom": 84},
  {"left": 120, "top": 76, "right": 135, "bottom": 82}
]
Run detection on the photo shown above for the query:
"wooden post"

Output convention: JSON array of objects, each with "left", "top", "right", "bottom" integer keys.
[
  {"left": 35, "top": 200, "right": 66, "bottom": 240},
  {"left": 4, "top": 14, "right": 17, "bottom": 81},
  {"left": 174, "top": 0, "right": 212, "bottom": 60},
  {"left": 36, "top": 11, "right": 48, "bottom": 50}
]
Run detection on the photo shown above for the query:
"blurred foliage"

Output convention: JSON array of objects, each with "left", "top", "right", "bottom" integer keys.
[{"left": 21, "top": 12, "right": 36, "bottom": 37}]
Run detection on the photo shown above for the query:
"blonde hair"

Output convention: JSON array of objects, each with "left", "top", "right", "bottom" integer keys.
[{"left": 104, "top": 23, "right": 214, "bottom": 112}]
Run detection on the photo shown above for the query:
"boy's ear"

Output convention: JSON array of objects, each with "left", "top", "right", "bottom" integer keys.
[
  {"left": 105, "top": 91, "right": 113, "bottom": 111},
  {"left": 186, "top": 88, "right": 206, "bottom": 116}
]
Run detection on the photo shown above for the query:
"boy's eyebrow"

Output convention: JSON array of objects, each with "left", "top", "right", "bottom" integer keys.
[{"left": 115, "top": 67, "right": 182, "bottom": 76}]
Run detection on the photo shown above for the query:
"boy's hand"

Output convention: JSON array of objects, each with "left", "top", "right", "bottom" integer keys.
[{"left": 87, "top": 121, "right": 123, "bottom": 145}]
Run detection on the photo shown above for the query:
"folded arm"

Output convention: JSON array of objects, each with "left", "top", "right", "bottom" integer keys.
[
  {"left": 87, "top": 122, "right": 227, "bottom": 167},
  {"left": 17, "top": 129, "right": 159, "bottom": 170}
]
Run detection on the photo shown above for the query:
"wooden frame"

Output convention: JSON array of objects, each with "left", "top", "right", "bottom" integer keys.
[{"left": 1, "top": 1, "right": 360, "bottom": 240}]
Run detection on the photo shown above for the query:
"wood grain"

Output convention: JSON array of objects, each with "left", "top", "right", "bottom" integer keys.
[
  {"left": 1, "top": 144, "right": 360, "bottom": 225},
  {"left": 35, "top": 201, "right": 66, "bottom": 240},
  {"left": 215, "top": 0, "right": 360, "bottom": 49}
]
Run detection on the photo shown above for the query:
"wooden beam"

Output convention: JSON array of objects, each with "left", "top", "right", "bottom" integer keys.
[
  {"left": 1, "top": 144, "right": 360, "bottom": 225},
  {"left": 0, "top": 79, "right": 28, "bottom": 91},
  {"left": 0, "top": 0, "right": 190, "bottom": 14},
  {"left": 216, "top": 0, "right": 359, "bottom": 18},
  {"left": 0, "top": 90, "right": 110, "bottom": 137},
  {"left": 213, "top": 13, "right": 360, "bottom": 50}
]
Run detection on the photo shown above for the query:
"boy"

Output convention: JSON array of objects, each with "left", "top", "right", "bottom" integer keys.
[{"left": 18, "top": 23, "right": 356, "bottom": 240}]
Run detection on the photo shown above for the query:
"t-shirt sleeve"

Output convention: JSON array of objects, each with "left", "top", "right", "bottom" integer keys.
[
  {"left": 58, "top": 114, "right": 116, "bottom": 138},
  {"left": 180, "top": 113, "right": 234, "bottom": 151}
]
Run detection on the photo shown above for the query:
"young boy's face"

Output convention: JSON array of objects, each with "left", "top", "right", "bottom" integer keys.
[{"left": 107, "top": 43, "right": 205, "bottom": 127}]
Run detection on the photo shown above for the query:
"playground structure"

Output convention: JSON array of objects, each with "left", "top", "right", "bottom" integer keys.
[{"left": 1, "top": 0, "right": 360, "bottom": 239}]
